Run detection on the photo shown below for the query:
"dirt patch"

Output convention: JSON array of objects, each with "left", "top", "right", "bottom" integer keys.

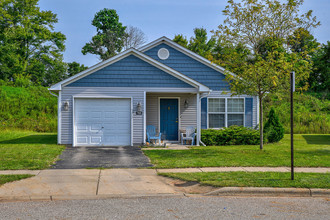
[{"left": 158, "top": 176, "right": 216, "bottom": 194}]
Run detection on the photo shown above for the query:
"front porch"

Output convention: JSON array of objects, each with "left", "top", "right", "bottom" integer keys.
[{"left": 144, "top": 92, "right": 200, "bottom": 146}]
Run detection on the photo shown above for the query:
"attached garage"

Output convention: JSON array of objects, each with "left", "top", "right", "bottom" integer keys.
[{"left": 73, "top": 98, "right": 132, "bottom": 146}]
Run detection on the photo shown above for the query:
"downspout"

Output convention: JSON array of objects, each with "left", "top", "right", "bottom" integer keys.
[
  {"left": 198, "top": 90, "right": 212, "bottom": 146},
  {"left": 48, "top": 89, "right": 59, "bottom": 98}
]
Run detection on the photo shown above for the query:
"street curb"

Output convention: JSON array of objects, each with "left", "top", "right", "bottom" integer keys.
[
  {"left": 0, "top": 193, "right": 184, "bottom": 202},
  {"left": 204, "top": 187, "right": 330, "bottom": 197}
]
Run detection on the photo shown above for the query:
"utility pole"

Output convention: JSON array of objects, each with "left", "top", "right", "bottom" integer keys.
[{"left": 290, "top": 71, "right": 295, "bottom": 180}]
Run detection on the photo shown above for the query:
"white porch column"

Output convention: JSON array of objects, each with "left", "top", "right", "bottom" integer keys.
[
  {"left": 196, "top": 92, "right": 201, "bottom": 146},
  {"left": 143, "top": 91, "right": 146, "bottom": 144},
  {"left": 57, "top": 91, "right": 61, "bottom": 144}
]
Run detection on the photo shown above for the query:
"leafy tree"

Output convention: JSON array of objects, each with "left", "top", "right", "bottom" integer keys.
[
  {"left": 0, "top": 0, "right": 67, "bottom": 86},
  {"left": 67, "top": 62, "right": 88, "bottom": 77},
  {"left": 188, "top": 28, "right": 216, "bottom": 58},
  {"left": 173, "top": 34, "right": 188, "bottom": 47},
  {"left": 263, "top": 107, "right": 284, "bottom": 143},
  {"left": 173, "top": 28, "right": 215, "bottom": 58},
  {"left": 82, "top": 9, "right": 126, "bottom": 60},
  {"left": 310, "top": 41, "right": 330, "bottom": 93},
  {"left": 214, "top": 0, "right": 320, "bottom": 150},
  {"left": 287, "top": 27, "right": 320, "bottom": 54},
  {"left": 211, "top": 38, "right": 251, "bottom": 75},
  {"left": 123, "top": 26, "right": 147, "bottom": 50}
]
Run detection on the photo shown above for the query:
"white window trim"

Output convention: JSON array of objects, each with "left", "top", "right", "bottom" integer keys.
[{"left": 207, "top": 97, "right": 245, "bottom": 129}]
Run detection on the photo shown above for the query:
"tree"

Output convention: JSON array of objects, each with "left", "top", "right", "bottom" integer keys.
[
  {"left": 310, "top": 41, "right": 330, "bottom": 93},
  {"left": 0, "top": 0, "right": 67, "bottom": 86},
  {"left": 173, "top": 34, "right": 188, "bottom": 47},
  {"left": 173, "top": 28, "right": 216, "bottom": 58},
  {"left": 82, "top": 9, "right": 126, "bottom": 60},
  {"left": 123, "top": 26, "right": 147, "bottom": 50},
  {"left": 287, "top": 27, "right": 319, "bottom": 54},
  {"left": 188, "top": 28, "right": 216, "bottom": 58},
  {"left": 214, "top": 0, "right": 319, "bottom": 150},
  {"left": 67, "top": 62, "right": 88, "bottom": 77},
  {"left": 264, "top": 107, "right": 284, "bottom": 143}
]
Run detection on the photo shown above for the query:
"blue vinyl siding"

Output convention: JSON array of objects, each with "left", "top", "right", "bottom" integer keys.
[
  {"left": 245, "top": 98, "right": 253, "bottom": 127},
  {"left": 144, "top": 43, "right": 230, "bottom": 91},
  {"left": 66, "top": 55, "right": 193, "bottom": 88},
  {"left": 201, "top": 98, "right": 207, "bottom": 129}
]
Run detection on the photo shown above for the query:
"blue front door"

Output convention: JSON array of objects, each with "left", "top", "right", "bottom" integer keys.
[{"left": 160, "top": 99, "right": 179, "bottom": 141}]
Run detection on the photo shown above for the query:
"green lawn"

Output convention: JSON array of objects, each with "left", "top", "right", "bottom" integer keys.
[
  {"left": 0, "top": 174, "right": 34, "bottom": 185},
  {"left": 160, "top": 172, "right": 330, "bottom": 188},
  {"left": 143, "top": 134, "right": 330, "bottom": 168},
  {"left": 0, "top": 130, "right": 65, "bottom": 170}
]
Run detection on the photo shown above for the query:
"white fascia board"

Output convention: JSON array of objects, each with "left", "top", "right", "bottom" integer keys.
[
  {"left": 49, "top": 48, "right": 136, "bottom": 91},
  {"left": 139, "top": 36, "right": 237, "bottom": 78}
]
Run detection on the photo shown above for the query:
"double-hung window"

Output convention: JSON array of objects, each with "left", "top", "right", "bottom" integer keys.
[
  {"left": 208, "top": 98, "right": 225, "bottom": 128},
  {"left": 208, "top": 98, "right": 244, "bottom": 128}
]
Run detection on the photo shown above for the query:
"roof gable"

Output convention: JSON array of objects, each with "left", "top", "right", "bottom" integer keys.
[
  {"left": 141, "top": 37, "right": 232, "bottom": 91},
  {"left": 67, "top": 54, "right": 194, "bottom": 88},
  {"left": 49, "top": 48, "right": 209, "bottom": 92}
]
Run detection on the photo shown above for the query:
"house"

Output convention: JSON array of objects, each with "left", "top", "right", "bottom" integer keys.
[{"left": 49, "top": 37, "right": 258, "bottom": 147}]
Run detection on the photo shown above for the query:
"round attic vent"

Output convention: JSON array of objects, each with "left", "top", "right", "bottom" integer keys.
[{"left": 157, "top": 48, "right": 170, "bottom": 60}]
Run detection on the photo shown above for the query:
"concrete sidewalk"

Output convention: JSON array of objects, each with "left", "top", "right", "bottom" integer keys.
[
  {"left": 1, "top": 167, "right": 329, "bottom": 176},
  {"left": 0, "top": 169, "right": 177, "bottom": 201},
  {"left": 0, "top": 167, "right": 329, "bottom": 202},
  {"left": 156, "top": 167, "right": 330, "bottom": 173}
]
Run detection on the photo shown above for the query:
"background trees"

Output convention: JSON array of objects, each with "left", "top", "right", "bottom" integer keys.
[
  {"left": 0, "top": 0, "right": 67, "bottom": 86},
  {"left": 213, "top": 0, "right": 320, "bottom": 149},
  {"left": 173, "top": 28, "right": 215, "bottom": 58},
  {"left": 82, "top": 8, "right": 147, "bottom": 60},
  {"left": 123, "top": 26, "right": 147, "bottom": 50},
  {"left": 82, "top": 9, "right": 126, "bottom": 61}
]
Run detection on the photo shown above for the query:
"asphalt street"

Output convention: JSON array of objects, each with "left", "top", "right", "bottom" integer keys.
[{"left": 0, "top": 196, "right": 328, "bottom": 219}]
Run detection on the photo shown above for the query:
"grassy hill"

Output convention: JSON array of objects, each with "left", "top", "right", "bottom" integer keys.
[
  {"left": 0, "top": 86, "right": 57, "bottom": 132},
  {"left": 264, "top": 93, "right": 330, "bottom": 134},
  {"left": 0, "top": 85, "right": 329, "bottom": 134}
]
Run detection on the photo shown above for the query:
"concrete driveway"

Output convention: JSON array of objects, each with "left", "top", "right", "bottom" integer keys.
[{"left": 52, "top": 146, "right": 152, "bottom": 169}]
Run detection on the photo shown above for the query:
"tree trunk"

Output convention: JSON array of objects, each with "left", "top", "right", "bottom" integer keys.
[{"left": 259, "top": 96, "right": 263, "bottom": 150}]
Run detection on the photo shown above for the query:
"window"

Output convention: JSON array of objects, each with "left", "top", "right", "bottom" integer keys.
[
  {"left": 208, "top": 98, "right": 225, "bottom": 128},
  {"left": 208, "top": 98, "right": 244, "bottom": 128}
]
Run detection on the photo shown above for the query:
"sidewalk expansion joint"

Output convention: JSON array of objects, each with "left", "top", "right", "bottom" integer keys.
[{"left": 96, "top": 169, "right": 101, "bottom": 195}]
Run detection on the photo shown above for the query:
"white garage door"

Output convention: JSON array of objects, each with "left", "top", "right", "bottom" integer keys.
[{"left": 74, "top": 98, "right": 131, "bottom": 146}]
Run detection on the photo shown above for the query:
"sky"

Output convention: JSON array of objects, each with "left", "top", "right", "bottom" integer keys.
[{"left": 38, "top": 0, "right": 330, "bottom": 67}]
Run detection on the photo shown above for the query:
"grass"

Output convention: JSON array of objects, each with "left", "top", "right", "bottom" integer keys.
[
  {"left": 160, "top": 172, "right": 330, "bottom": 189},
  {"left": 0, "top": 86, "right": 57, "bottom": 132},
  {"left": 143, "top": 134, "right": 330, "bottom": 168},
  {"left": 0, "top": 174, "right": 34, "bottom": 186},
  {"left": 0, "top": 130, "right": 65, "bottom": 170}
]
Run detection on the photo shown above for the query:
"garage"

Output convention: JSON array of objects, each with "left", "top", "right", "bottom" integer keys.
[{"left": 74, "top": 98, "right": 131, "bottom": 146}]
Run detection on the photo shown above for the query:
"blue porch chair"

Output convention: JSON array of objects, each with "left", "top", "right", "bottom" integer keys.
[
  {"left": 181, "top": 126, "right": 196, "bottom": 145},
  {"left": 146, "top": 125, "right": 162, "bottom": 145}
]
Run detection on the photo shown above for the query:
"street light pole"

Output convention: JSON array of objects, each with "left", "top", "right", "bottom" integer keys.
[{"left": 290, "top": 71, "right": 295, "bottom": 180}]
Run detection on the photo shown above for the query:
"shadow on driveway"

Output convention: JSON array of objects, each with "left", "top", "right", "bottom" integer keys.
[{"left": 52, "top": 146, "right": 153, "bottom": 169}]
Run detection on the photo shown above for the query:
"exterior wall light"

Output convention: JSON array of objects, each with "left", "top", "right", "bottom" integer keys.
[
  {"left": 136, "top": 102, "right": 142, "bottom": 115},
  {"left": 184, "top": 100, "right": 189, "bottom": 108},
  {"left": 63, "top": 101, "right": 69, "bottom": 111}
]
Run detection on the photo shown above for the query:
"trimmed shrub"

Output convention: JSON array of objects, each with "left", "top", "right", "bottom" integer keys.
[
  {"left": 264, "top": 107, "right": 284, "bottom": 143},
  {"left": 201, "top": 126, "right": 260, "bottom": 146}
]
